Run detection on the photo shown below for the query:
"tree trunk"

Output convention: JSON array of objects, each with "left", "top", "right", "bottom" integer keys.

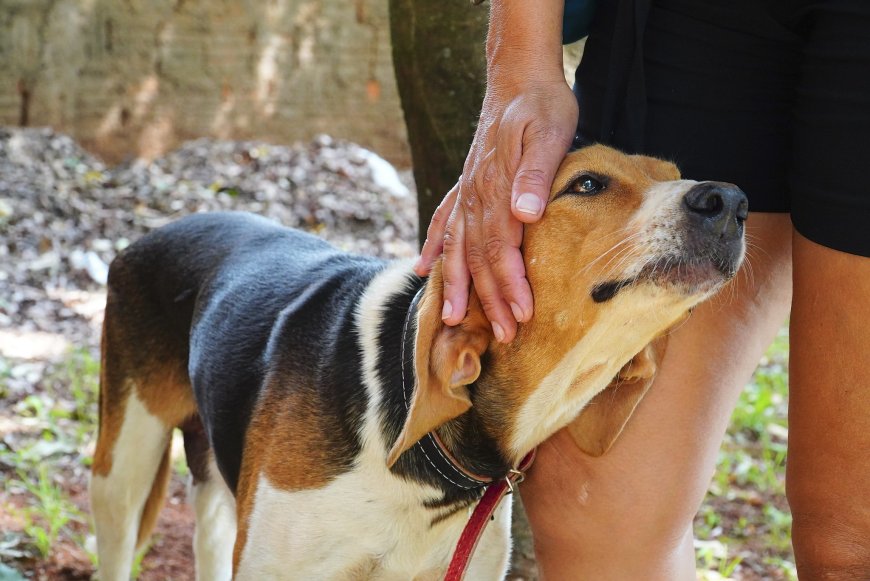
[
  {"left": 390, "top": 7, "right": 541, "bottom": 579},
  {"left": 389, "top": 0, "right": 488, "bottom": 247}
]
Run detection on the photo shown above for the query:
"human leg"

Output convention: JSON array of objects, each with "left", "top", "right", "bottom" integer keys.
[
  {"left": 526, "top": 0, "right": 800, "bottom": 572},
  {"left": 522, "top": 212, "right": 793, "bottom": 579},
  {"left": 787, "top": 234, "right": 870, "bottom": 578},
  {"left": 784, "top": 0, "right": 870, "bottom": 573}
]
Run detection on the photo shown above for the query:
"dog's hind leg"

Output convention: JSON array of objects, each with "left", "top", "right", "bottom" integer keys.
[
  {"left": 183, "top": 415, "right": 236, "bottom": 581},
  {"left": 91, "top": 236, "right": 204, "bottom": 579},
  {"left": 91, "top": 386, "right": 173, "bottom": 581},
  {"left": 91, "top": 285, "right": 197, "bottom": 580}
]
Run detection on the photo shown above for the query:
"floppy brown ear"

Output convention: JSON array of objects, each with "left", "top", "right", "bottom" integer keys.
[
  {"left": 386, "top": 273, "right": 491, "bottom": 468},
  {"left": 567, "top": 336, "right": 667, "bottom": 457}
]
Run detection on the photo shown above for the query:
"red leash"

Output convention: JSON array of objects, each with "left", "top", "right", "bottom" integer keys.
[{"left": 444, "top": 450, "right": 536, "bottom": 581}]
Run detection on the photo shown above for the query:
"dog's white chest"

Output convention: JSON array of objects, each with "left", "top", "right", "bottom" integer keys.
[{"left": 235, "top": 466, "right": 511, "bottom": 580}]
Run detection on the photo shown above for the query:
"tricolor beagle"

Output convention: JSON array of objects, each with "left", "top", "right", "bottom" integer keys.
[{"left": 90, "top": 145, "right": 747, "bottom": 580}]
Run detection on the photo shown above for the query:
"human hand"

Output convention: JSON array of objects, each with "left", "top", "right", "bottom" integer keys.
[{"left": 414, "top": 79, "right": 578, "bottom": 343}]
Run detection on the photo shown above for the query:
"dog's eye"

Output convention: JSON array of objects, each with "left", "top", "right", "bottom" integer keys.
[{"left": 567, "top": 174, "right": 606, "bottom": 196}]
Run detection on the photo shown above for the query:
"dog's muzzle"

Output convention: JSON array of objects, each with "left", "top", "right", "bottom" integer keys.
[{"left": 681, "top": 181, "right": 748, "bottom": 278}]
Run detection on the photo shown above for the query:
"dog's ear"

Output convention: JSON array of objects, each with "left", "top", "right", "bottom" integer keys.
[
  {"left": 567, "top": 336, "right": 667, "bottom": 457},
  {"left": 386, "top": 278, "right": 491, "bottom": 468}
]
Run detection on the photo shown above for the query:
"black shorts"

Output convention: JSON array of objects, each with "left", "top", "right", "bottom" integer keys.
[{"left": 575, "top": 0, "right": 870, "bottom": 257}]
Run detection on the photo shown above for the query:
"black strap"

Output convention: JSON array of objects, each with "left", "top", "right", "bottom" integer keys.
[{"left": 400, "top": 289, "right": 492, "bottom": 490}]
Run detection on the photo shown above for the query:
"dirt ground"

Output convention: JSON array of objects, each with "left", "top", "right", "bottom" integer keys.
[
  {"left": 1, "top": 128, "right": 417, "bottom": 580},
  {"left": 0, "top": 129, "right": 793, "bottom": 580}
]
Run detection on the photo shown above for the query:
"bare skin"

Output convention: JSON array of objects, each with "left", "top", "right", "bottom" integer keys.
[
  {"left": 414, "top": 0, "right": 576, "bottom": 344},
  {"left": 520, "top": 213, "right": 793, "bottom": 579},
  {"left": 788, "top": 234, "right": 870, "bottom": 578},
  {"left": 416, "top": 0, "right": 870, "bottom": 577}
]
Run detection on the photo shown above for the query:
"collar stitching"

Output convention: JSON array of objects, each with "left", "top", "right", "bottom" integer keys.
[{"left": 400, "top": 287, "right": 485, "bottom": 490}]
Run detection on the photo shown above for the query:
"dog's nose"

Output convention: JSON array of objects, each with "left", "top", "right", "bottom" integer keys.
[{"left": 683, "top": 181, "right": 748, "bottom": 238}]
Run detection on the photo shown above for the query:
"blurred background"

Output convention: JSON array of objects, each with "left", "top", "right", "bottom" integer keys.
[
  {"left": 1, "top": 0, "right": 408, "bottom": 163},
  {"left": 0, "top": 1, "right": 792, "bottom": 579}
]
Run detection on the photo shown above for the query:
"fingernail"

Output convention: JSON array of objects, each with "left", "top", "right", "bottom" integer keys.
[
  {"left": 442, "top": 300, "right": 453, "bottom": 320},
  {"left": 492, "top": 321, "right": 506, "bottom": 343},
  {"left": 510, "top": 302, "right": 525, "bottom": 322},
  {"left": 516, "top": 193, "right": 542, "bottom": 216}
]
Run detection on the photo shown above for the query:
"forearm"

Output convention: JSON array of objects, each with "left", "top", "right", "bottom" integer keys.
[
  {"left": 487, "top": 0, "right": 566, "bottom": 85},
  {"left": 420, "top": 0, "right": 578, "bottom": 344}
]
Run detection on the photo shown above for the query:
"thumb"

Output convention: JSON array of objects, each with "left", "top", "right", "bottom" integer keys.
[{"left": 510, "top": 137, "right": 568, "bottom": 224}]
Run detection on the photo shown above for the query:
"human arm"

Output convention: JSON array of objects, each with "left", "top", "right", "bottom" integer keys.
[{"left": 414, "top": 0, "right": 578, "bottom": 342}]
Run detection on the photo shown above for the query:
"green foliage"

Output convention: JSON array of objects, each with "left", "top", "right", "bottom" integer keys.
[
  {"left": 52, "top": 347, "right": 101, "bottom": 444},
  {"left": 9, "top": 466, "right": 83, "bottom": 559},
  {"left": 696, "top": 539, "right": 744, "bottom": 579},
  {"left": 0, "top": 348, "right": 98, "bottom": 563},
  {"left": 131, "top": 538, "right": 153, "bottom": 579},
  {"left": 64, "top": 347, "right": 100, "bottom": 420},
  {"left": 719, "top": 555, "right": 743, "bottom": 577},
  {"left": 173, "top": 440, "right": 190, "bottom": 478},
  {"left": 0, "top": 358, "right": 12, "bottom": 400},
  {"left": 696, "top": 325, "right": 793, "bottom": 579},
  {"left": 763, "top": 504, "right": 793, "bottom": 552}
]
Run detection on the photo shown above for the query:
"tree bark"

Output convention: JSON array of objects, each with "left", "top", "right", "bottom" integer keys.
[
  {"left": 390, "top": 4, "right": 541, "bottom": 579},
  {"left": 389, "top": 0, "right": 489, "bottom": 247}
]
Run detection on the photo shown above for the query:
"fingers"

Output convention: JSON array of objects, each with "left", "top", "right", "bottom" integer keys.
[
  {"left": 418, "top": 85, "right": 577, "bottom": 343},
  {"left": 460, "top": 145, "right": 531, "bottom": 343},
  {"left": 465, "top": 196, "right": 529, "bottom": 342},
  {"left": 511, "top": 125, "right": 572, "bottom": 224},
  {"left": 415, "top": 183, "right": 459, "bottom": 276},
  {"left": 440, "top": 200, "right": 471, "bottom": 328},
  {"left": 437, "top": 172, "right": 530, "bottom": 344}
]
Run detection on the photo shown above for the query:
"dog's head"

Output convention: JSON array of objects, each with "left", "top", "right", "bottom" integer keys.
[
  {"left": 388, "top": 145, "right": 746, "bottom": 466},
  {"left": 529, "top": 144, "right": 746, "bottom": 309}
]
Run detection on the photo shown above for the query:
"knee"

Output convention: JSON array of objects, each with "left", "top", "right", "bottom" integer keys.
[
  {"left": 522, "top": 441, "right": 706, "bottom": 573},
  {"left": 524, "top": 480, "right": 697, "bottom": 574},
  {"left": 791, "top": 518, "right": 870, "bottom": 579},
  {"left": 531, "top": 519, "right": 696, "bottom": 581},
  {"left": 789, "top": 492, "right": 870, "bottom": 579}
]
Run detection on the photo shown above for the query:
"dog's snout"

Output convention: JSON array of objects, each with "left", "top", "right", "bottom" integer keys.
[{"left": 683, "top": 182, "right": 748, "bottom": 238}]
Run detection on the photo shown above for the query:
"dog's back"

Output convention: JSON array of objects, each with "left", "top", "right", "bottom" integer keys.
[
  {"left": 91, "top": 145, "right": 749, "bottom": 580},
  {"left": 91, "top": 212, "right": 384, "bottom": 580}
]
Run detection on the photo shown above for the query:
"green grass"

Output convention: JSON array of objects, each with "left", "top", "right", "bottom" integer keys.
[
  {"left": 696, "top": 325, "right": 794, "bottom": 579},
  {"left": 0, "top": 349, "right": 98, "bottom": 563},
  {"left": 7, "top": 466, "right": 84, "bottom": 559},
  {"left": 3, "top": 332, "right": 795, "bottom": 578},
  {"left": 50, "top": 347, "right": 100, "bottom": 446},
  {"left": 0, "top": 358, "right": 12, "bottom": 400}
]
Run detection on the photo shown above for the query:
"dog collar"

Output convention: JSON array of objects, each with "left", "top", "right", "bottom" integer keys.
[
  {"left": 400, "top": 284, "right": 536, "bottom": 581},
  {"left": 444, "top": 449, "right": 536, "bottom": 581},
  {"left": 400, "top": 286, "right": 492, "bottom": 489}
]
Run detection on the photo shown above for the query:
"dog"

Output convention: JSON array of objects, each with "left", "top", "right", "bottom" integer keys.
[{"left": 90, "top": 144, "right": 747, "bottom": 580}]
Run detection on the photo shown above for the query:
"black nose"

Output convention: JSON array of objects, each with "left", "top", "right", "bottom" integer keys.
[{"left": 683, "top": 181, "right": 748, "bottom": 238}]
